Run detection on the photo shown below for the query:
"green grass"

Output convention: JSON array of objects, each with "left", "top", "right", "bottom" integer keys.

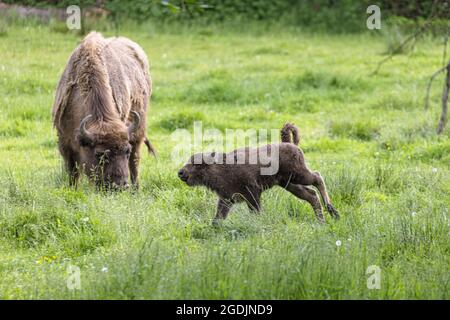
[{"left": 0, "top": 21, "right": 449, "bottom": 299}]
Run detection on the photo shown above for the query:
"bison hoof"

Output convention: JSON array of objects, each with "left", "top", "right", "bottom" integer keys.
[
  {"left": 212, "top": 219, "right": 222, "bottom": 227},
  {"left": 326, "top": 204, "right": 340, "bottom": 220}
]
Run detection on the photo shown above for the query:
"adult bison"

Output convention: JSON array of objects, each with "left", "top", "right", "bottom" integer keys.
[{"left": 52, "top": 32, "right": 155, "bottom": 189}]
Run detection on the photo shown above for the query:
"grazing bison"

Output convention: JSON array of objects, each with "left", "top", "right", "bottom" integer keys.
[
  {"left": 52, "top": 32, "right": 155, "bottom": 189},
  {"left": 178, "top": 123, "right": 339, "bottom": 225}
]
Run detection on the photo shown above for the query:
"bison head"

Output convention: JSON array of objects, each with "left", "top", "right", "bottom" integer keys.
[
  {"left": 178, "top": 152, "right": 223, "bottom": 186},
  {"left": 77, "top": 111, "right": 140, "bottom": 190}
]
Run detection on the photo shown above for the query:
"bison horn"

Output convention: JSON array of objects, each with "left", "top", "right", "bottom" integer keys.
[
  {"left": 128, "top": 111, "right": 141, "bottom": 136},
  {"left": 79, "top": 114, "right": 94, "bottom": 144}
]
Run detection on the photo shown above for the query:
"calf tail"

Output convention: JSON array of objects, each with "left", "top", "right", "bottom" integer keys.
[
  {"left": 144, "top": 137, "right": 157, "bottom": 157},
  {"left": 281, "top": 123, "right": 300, "bottom": 145}
]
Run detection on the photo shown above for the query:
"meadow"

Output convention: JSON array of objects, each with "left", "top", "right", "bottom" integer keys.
[{"left": 0, "top": 19, "right": 449, "bottom": 299}]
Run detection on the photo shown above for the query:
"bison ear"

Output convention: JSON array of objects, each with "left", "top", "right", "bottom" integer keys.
[
  {"left": 203, "top": 151, "right": 224, "bottom": 165},
  {"left": 214, "top": 152, "right": 225, "bottom": 164},
  {"left": 203, "top": 152, "right": 215, "bottom": 165}
]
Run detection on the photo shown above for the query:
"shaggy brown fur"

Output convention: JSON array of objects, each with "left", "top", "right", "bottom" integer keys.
[
  {"left": 178, "top": 123, "right": 339, "bottom": 224},
  {"left": 280, "top": 122, "right": 300, "bottom": 145},
  {"left": 52, "top": 32, "right": 155, "bottom": 189}
]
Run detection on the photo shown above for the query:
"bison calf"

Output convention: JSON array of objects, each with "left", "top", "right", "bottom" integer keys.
[{"left": 178, "top": 123, "right": 339, "bottom": 225}]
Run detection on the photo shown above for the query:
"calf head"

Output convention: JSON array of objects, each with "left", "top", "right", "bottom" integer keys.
[{"left": 178, "top": 152, "right": 224, "bottom": 186}]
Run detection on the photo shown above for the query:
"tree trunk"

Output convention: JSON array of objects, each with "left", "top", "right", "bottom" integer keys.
[{"left": 437, "top": 62, "right": 450, "bottom": 134}]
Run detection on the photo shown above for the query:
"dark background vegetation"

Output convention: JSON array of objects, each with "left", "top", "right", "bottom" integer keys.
[{"left": 1, "top": 0, "right": 449, "bottom": 33}]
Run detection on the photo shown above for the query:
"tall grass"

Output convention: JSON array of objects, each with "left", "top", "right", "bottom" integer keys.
[{"left": 0, "top": 19, "right": 448, "bottom": 299}]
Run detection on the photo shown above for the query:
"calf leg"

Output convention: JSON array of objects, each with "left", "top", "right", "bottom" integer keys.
[
  {"left": 213, "top": 198, "right": 232, "bottom": 226},
  {"left": 285, "top": 183, "right": 325, "bottom": 223},
  {"left": 244, "top": 187, "right": 261, "bottom": 213},
  {"left": 246, "top": 198, "right": 261, "bottom": 212},
  {"left": 295, "top": 170, "right": 339, "bottom": 219}
]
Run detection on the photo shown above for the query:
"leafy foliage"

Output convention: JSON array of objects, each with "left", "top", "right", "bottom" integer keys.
[{"left": 2, "top": 0, "right": 448, "bottom": 32}]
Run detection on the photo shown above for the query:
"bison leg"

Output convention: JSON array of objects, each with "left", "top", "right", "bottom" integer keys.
[
  {"left": 213, "top": 198, "right": 232, "bottom": 226},
  {"left": 59, "top": 143, "right": 79, "bottom": 187},
  {"left": 293, "top": 171, "right": 339, "bottom": 220},
  {"left": 244, "top": 189, "right": 261, "bottom": 213},
  {"left": 284, "top": 183, "right": 325, "bottom": 223},
  {"left": 129, "top": 141, "right": 142, "bottom": 188},
  {"left": 67, "top": 157, "right": 80, "bottom": 187},
  {"left": 246, "top": 198, "right": 261, "bottom": 212}
]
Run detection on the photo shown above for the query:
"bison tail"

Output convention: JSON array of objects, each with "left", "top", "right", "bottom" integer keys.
[
  {"left": 281, "top": 123, "right": 300, "bottom": 145},
  {"left": 144, "top": 137, "right": 157, "bottom": 157}
]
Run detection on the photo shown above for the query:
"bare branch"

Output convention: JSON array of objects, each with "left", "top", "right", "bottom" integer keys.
[
  {"left": 371, "top": 0, "right": 442, "bottom": 75},
  {"left": 424, "top": 66, "right": 446, "bottom": 110},
  {"left": 424, "top": 25, "right": 450, "bottom": 110},
  {"left": 442, "top": 25, "right": 449, "bottom": 67}
]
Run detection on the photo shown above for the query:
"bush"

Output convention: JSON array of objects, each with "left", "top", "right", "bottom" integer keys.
[{"left": 2, "top": 0, "right": 447, "bottom": 33}]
